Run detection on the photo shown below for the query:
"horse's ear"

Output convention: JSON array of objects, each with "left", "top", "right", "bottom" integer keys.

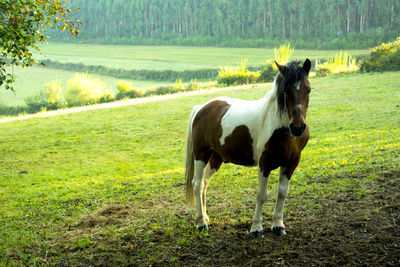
[
  {"left": 275, "top": 61, "right": 286, "bottom": 77},
  {"left": 303, "top": 58, "right": 311, "bottom": 75}
]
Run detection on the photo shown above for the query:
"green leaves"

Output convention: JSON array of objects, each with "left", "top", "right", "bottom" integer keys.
[{"left": 0, "top": 0, "right": 80, "bottom": 90}]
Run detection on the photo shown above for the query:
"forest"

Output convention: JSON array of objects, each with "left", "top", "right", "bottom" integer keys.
[{"left": 54, "top": 0, "right": 400, "bottom": 48}]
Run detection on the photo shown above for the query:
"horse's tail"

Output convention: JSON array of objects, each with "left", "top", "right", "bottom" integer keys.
[{"left": 185, "top": 106, "right": 199, "bottom": 205}]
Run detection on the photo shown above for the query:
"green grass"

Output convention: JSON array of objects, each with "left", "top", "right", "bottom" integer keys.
[
  {"left": 37, "top": 42, "right": 368, "bottom": 71},
  {"left": 0, "top": 72, "right": 399, "bottom": 265},
  {"left": 0, "top": 67, "right": 173, "bottom": 107}
]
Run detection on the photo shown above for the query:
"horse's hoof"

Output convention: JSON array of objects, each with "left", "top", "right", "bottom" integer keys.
[
  {"left": 272, "top": 226, "right": 286, "bottom": 237},
  {"left": 197, "top": 225, "right": 209, "bottom": 232},
  {"left": 251, "top": 230, "right": 265, "bottom": 239}
]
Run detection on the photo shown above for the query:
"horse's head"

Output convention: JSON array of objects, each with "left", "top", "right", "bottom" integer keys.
[{"left": 276, "top": 59, "right": 311, "bottom": 137}]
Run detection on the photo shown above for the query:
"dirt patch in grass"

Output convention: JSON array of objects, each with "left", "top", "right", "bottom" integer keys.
[
  {"left": 60, "top": 172, "right": 399, "bottom": 266},
  {"left": 74, "top": 204, "right": 139, "bottom": 229},
  {"left": 170, "top": 171, "right": 400, "bottom": 266}
]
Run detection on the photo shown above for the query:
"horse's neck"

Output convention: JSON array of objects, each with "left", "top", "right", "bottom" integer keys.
[
  {"left": 254, "top": 85, "right": 289, "bottom": 158},
  {"left": 259, "top": 84, "right": 288, "bottom": 127}
]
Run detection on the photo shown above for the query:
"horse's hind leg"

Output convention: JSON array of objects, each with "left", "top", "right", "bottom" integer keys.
[
  {"left": 202, "top": 163, "right": 214, "bottom": 224},
  {"left": 193, "top": 160, "right": 207, "bottom": 230},
  {"left": 202, "top": 152, "right": 222, "bottom": 223}
]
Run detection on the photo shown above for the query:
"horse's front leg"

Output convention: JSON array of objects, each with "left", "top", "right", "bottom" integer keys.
[
  {"left": 271, "top": 167, "right": 291, "bottom": 236},
  {"left": 193, "top": 160, "right": 208, "bottom": 231},
  {"left": 250, "top": 169, "right": 270, "bottom": 238}
]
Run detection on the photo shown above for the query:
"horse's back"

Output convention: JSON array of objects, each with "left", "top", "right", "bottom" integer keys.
[{"left": 191, "top": 97, "right": 260, "bottom": 166}]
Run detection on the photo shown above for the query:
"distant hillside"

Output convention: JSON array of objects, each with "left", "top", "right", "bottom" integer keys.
[{"left": 51, "top": 0, "right": 400, "bottom": 49}]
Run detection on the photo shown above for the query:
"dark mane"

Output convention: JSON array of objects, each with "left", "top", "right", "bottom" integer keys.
[{"left": 275, "top": 61, "right": 307, "bottom": 113}]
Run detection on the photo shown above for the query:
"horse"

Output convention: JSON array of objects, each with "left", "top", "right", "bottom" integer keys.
[{"left": 184, "top": 59, "right": 312, "bottom": 238}]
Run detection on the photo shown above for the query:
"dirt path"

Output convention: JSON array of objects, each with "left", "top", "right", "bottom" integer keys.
[{"left": 0, "top": 84, "right": 263, "bottom": 123}]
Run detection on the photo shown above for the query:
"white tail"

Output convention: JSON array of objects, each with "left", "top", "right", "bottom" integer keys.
[{"left": 184, "top": 107, "right": 199, "bottom": 205}]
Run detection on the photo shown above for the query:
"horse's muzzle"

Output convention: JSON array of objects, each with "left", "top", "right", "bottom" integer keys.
[{"left": 289, "top": 123, "right": 307, "bottom": 137}]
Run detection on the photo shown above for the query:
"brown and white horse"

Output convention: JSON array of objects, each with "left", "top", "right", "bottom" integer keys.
[{"left": 185, "top": 59, "right": 312, "bottom": 237}]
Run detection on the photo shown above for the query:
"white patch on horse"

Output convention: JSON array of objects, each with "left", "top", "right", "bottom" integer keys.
[
  {"left": 294, "top": 104, "right": 303, "bottom": 109},
  {"left": 295, "top": 81, "right": 301, "bottom": 91},
  {"left": 218, "top": 80, "right": 290, "bottom": 164},
  {"left": 218, "top": 97, "right": 262, "bottom": 146},
  {"left": 272, "top": 171, "right": 290, "bottom": 229},
  {"left": 250, "top": 169, "right": 270, "bottom": 233}
]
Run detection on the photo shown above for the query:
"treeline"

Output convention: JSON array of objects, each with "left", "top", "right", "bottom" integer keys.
[{"left": 52, "top": 0, "right": 400, "bottom": 48}]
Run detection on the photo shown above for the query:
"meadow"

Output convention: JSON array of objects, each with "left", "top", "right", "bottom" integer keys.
[
  {"left": 0, "top": 71, "right": 399, "bottom": 265},
  {"left": 0, "top": 67, "right": 173, "bottom": 107},
  {"left": 1, "top": 43, "right": 369, "bottom": 109},
  {"left": 38, "top": 42, "right": 368, "bottom": 70}
]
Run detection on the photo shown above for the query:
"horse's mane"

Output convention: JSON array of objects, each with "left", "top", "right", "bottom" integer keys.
[{"left": 275, "top": 61, "right": 306, "bottom": 114}]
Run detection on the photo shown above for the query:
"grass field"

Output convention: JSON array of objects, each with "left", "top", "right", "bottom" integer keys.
[
  {"left": 37, "top": 42, "right": 369, "bottom": 70},
  {"left": 0, "top": 67, "right": 173, "bottom": 107},
  {"left": 2, "top": 43, "right": 369, "bottom": 108},
  {"left": 0, "top": 72, "right": 399, "bottom": 265}
]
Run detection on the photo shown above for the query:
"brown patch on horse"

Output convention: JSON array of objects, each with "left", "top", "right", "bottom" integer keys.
[
  {"left": 216, "top": 125, "right": 255, "bottom": 166},
  {"left": 192, "top": 100, "right": 255, "bottom": 166},
  {"left": 192, "top": 100, "right": 231, "bottom": 163},
  {"left": 209, "top": 152, "right": 223, "bottom": 171},
  {"left": 259, "top": 126, "right": 310, "bottom": 178}
]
